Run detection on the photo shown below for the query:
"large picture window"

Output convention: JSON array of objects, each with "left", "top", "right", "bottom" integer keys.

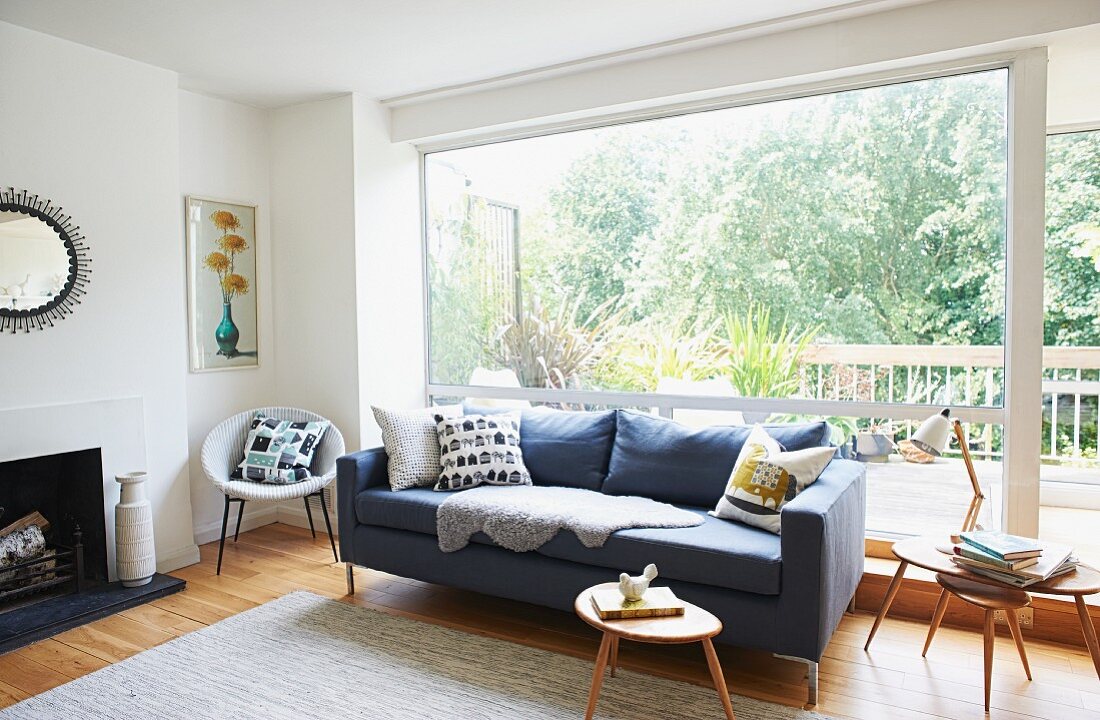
[{"left": 424, "top": 68, "right": 1011, "bottom": 538}]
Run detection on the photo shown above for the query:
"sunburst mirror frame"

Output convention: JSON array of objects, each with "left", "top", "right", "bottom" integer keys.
[{"left": 0, "top": 187, "right": 91, "bottom": 333}]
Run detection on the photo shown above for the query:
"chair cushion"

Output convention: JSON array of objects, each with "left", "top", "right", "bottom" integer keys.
[
  {"left": 601, "top": 411, "right": 831, "bottom": 507},
  {"left": 462, "top": 404, "right": 616, "bottom": 491},
  {"left": 534, "top": 507, "right": 782, "bottom": 595},
  {"left": 354, "top": 487, "right": 781, "bottom": 595},
  {"left": 235, "top": 412, "right": 330, "bottom": 484}
]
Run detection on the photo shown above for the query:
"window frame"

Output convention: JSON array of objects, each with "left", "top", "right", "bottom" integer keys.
[{"left": 417, "top": 48, "right": 1049, "bottom": 539}]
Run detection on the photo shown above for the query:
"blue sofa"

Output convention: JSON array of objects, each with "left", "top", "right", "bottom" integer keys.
[{"left": 338, "top": 409, "right": 866, "bottom": 704}]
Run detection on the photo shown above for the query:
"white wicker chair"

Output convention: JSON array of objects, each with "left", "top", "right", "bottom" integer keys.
[{"left": 201, "top": 407, "right": 345, "bottom": 574}]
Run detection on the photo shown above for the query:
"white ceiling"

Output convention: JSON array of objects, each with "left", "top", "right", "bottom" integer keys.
[{"left": 0, "top": 0, "right": 928, "bottom": 108}]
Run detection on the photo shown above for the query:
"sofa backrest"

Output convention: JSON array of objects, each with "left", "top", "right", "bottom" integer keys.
[
  {"left": 462, "top": 403, "right": 617, "bottom": 491},
  {"left": 602, "top": 410, "right": 832, "bottom": 507}
]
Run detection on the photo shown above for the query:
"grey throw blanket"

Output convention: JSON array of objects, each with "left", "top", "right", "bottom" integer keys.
[{"left": 436, "top": 485, "right": 704, "bottom": 553}]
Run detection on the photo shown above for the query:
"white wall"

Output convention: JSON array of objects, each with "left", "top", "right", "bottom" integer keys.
[
  {"left": 352, "top": 95, "right": 426, "bottom": 449},
  {"left": 178, "top": 91, "right": 278, "bottom": 542},
  {"left": 0, "top": 21, "right": 198, "bottom": 571},
  {"left": 269, "top": 96, "right": 362, "bottom": 453},
  {"left": 388, "top": 0, "right": 1100, "bottom": 143},
  {"left": 1048, "top": 26, "right": 1100, "bottom": 129}
]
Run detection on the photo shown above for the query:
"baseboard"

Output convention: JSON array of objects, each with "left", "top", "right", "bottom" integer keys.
[
  {"left": 156, "top": 543, "right": 201, "bottom": 573},
  {"left": 276, "top": 504, "right": 339, "bottom": 536},
  {"left": 192, "top": 505, "right": 279, "bottom": 546}
]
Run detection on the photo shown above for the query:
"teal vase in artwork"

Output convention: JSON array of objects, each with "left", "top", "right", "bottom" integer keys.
[{"left": 215, "top": 301, "right": 240, "bottom": 358}]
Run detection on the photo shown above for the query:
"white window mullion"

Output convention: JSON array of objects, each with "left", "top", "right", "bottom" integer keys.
[{"left": 1002, "top": 47, "right": 1048, "bottom": 537}]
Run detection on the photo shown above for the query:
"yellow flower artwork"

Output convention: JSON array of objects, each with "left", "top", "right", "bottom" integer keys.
[{"left": 186, "top": 197, "right": 259, "bottom": 372}]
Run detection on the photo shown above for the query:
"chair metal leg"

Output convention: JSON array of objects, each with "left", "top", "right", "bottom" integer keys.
[
  {"left": 216, "top": 495, "right": 230, "bottom": 575},
  {"left": 233, "top": 499, "right": 246, "bottom": 542},
  {"left": 318, "top": 488, "right": 338, "bottom": 563},
  {"left": 303, "top": 495, "right": 316, "bottom": 538},
  {"left": 346, "top": 562, "right": 355, "bottom": 595}
]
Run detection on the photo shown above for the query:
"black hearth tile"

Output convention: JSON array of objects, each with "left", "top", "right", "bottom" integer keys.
[{"left": 0, "top": 573, "right": 185, "bottom": 654}]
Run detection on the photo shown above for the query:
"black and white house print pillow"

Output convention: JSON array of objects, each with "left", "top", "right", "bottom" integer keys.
[
  {"left": 433, "top": 413, "right": 532, "bottom": 491},
  {"left": 235, "top": 412, "right": 330, "bottom": 484}
]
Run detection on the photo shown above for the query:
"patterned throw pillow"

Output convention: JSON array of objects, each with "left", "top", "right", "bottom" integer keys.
[
  {"left": 372, "top": 405, "right": 462, "bottom": 491},
  {"left": 709, "top": 425, "right": 835, "bottom": 533},
  {"left": 433, "top": 413, "right": 532, "bottom": 491},
  {"left": 235, "top": 412, "right": 330, "bottom": 484}
]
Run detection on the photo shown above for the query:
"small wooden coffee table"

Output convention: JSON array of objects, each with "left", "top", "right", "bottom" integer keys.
[
  {"left": 864, "top": 536, "right": 1100, "bottom": 680},
  {"left": 575, "top": 583, "right": 736, "bottom": 720}
]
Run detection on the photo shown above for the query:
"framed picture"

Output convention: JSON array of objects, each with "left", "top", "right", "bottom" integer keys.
[{"left": 185, "top": 196, "right": 259, "bottom": 372}]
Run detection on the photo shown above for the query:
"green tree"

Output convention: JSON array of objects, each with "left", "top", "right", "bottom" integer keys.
[{"left": 1045, "top": 131, "right": 1100, "bottom": 346}]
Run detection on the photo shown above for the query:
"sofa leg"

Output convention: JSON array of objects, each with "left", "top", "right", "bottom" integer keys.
[
  {"left": 848, "top": 594, "right": 857, "bottom": 614},
  {"left": 775, "top": 655, "right": 818, "bottom": 706},
  {"left": 345, "top": 562, "right": 355, "bottom": 595}
]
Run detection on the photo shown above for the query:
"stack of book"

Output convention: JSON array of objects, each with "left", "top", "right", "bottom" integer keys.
[{"left": 951, "top": 530, "right": 1078, "bottom": 588}]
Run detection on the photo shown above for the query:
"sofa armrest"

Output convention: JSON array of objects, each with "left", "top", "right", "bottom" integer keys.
[
  {"left": 775, "top": 458, "right": 866, "bottom": 661},
  {"left": 337, "top": 447, "right": 389, "bottom": 562}
]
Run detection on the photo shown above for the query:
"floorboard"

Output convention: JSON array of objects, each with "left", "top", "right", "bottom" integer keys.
[{"left": 0, "top": 522, "right": 1097, "bottom": 719}]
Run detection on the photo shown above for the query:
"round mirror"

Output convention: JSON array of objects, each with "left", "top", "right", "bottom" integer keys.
[
  {"left": 0, "top": 211, "right": 72, "bottom": 311},
  {"left": 0, "top": 188, "right": 90, "bottom": 333}
]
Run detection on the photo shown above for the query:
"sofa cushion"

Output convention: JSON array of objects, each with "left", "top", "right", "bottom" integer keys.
[
  {"left": 462, "top": 404, "right": 616, "bottom": 491},
  {"left": 356, "top": 486, "right": 445, "bottom": 534},
  {"left": 602, "top": 411, "right": 831, "bottom": 507},
  {"left": 355, "top": 486, "right": 781, "bottom": 595},
  {"left": 534, "top": 508, "right": 782, "bottom": 595}
]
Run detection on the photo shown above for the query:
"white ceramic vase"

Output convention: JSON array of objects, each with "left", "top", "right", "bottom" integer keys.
[{"left": 115, "top": 471, "right": 155, "bottom": 587}]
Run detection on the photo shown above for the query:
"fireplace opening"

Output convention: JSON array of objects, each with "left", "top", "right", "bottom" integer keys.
[{"left": 0, "top": 449, "right": 107, "bottom": 613}]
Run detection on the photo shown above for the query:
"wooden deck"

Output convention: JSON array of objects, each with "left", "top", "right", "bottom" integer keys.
[{"left": 866, "top": 456, "right": 1100, "bottom": 569}]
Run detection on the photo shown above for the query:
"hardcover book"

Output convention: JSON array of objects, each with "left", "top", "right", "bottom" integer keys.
[
  {"left": 590, "top": 587, "right": 685, "bottom": 620},
  {"left": 952, "top": 544, "right": 1039, "bottom": 571},
  {"left": 959, "top": 531, "right": 1043, "bottom": 560}
]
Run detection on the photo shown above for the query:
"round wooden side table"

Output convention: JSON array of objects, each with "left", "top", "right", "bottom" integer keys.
[
  {"left": 864, "top": 536, "right": 1100, "bottom": 680},
  {"left": 575, "top": 583, "right": 736, "bottom": 720},
  {"left": 927, "top": 573, "right": 1033, "bottom": 712}
]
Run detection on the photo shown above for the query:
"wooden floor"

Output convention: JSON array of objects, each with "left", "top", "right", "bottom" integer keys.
[{"left": 2, "top": 522, "right": 1100, "bottom": 719}]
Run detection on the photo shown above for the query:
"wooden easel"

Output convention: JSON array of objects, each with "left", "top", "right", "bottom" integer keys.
[{"left": 954, "top": 419, "right": 985, "bottom": 538}]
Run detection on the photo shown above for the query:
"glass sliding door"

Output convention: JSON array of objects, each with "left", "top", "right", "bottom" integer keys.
[{"left": 1039, "top": 128, "right": 1100, "bottom": 566}]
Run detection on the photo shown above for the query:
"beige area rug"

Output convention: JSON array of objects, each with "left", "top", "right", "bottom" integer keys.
[{"left": 1, "top": 591, "right": 840, "bottom": 719}]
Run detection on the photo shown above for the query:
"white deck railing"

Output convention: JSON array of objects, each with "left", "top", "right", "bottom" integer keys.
[{"left": 800, "top": 344, "right": 1100, "bottom": 462}]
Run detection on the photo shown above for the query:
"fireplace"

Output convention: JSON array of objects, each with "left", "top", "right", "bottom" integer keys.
[
  {"left": 0, "top": 445, "right": 184, "bottom": 653},
  {"left": 0, "top": 448, "right": 107, "bottom": 609}
]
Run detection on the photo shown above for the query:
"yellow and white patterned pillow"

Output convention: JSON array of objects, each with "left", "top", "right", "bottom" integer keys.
[{"left": 710, "top": 425, "right": 835, "bottom": 534}]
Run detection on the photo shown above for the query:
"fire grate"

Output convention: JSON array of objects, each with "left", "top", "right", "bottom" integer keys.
[{"left": 0, "top": 533, "right": 83, "bottom": 606}]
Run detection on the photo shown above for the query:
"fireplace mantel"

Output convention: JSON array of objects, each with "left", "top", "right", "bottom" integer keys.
[{"left": 0, "top": 398, "right": 148, "bottom": 583}]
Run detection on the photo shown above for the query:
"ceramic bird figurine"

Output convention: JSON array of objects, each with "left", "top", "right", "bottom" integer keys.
[{"left": 619, "top": 564, "right": 659, "bottom": 601}]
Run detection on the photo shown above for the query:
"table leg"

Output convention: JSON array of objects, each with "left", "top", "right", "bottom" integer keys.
[
  {"left": 1074, "top": 595, "right": 1100, "bottom": 679},
  {"left": 702, "top": 637, "right": 737, "bottom": 720},
  {"left": 584, "top": 633, "right": 612, "bottom": 720},
  {"left": 609, "top": 635, "right": 619, "bottom": 678},
  {"left": 865, "top": 560, "right": 908, "bottom": 650},
  {"left": 922, "top": 588, "right": 950, "bottom": 657},
  {"left": 1005, "top": 609, "right": 1032, "bottom": 681},
  {"left": 983, "top": 610, "right": 995, "bottom": 712}
]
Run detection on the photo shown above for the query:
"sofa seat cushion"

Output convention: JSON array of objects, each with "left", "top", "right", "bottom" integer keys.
[
  {"left": 602, "top": 411, "right": 831, "bottom": 507},
  {"left": 356, "top": 487, "right": 445, "bottom": 534},
  {"left": 355, "top": 488, "right": 781, "bottom": 596},
  {"left": 533, "top": 507, "right": 782, "bottom": 595}
]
